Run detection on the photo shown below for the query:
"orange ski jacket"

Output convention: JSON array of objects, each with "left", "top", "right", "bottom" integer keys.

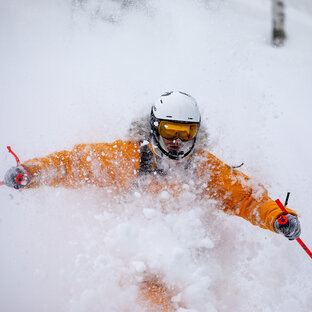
[{"left": 22, "top": 140, "right": 296, "bottom": 232}]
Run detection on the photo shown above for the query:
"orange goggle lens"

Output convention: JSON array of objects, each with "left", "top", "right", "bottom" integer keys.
[{"left": 158, "top": 121, "right": 198, "bottom": 141}]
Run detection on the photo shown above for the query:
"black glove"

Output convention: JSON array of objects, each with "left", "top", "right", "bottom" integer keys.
[
  {"left": 4, "top": 166, "right": 31, "bottom": 189},
  {"left": 274, "top": 214, "right": 301, "bottom": 240}
]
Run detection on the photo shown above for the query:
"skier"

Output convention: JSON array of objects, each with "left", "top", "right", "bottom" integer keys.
[{"left": 3, "top": 91, "right": 301, "bottom": 311}]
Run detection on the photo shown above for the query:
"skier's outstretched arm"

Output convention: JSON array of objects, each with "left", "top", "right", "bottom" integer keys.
[
  {"left": 5, "top": 149, "right": 81, "bottom": 188},
  {"left": 4, "top": 141, "right": 141, "bottom": 189},
  {"left": 198, "top": 152, "right": 300, "bottom": 237}
]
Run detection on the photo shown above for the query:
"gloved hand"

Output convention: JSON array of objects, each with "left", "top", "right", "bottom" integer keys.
[
  {"left": 4, "top": 166, "right": 31, "bottom": 189},
  {"left": 274, "top": 214, "right": 301, "bottom": 240}
]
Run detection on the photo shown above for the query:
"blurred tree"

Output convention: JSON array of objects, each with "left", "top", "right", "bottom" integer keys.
[{"left": 272, "top": 0, "right": 286, "bottom": 46}]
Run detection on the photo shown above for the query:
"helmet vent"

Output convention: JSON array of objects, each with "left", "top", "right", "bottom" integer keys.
[
  {"left": 161, "top": 91, "right": 173, "bottom": 97},
  {"left": 166, "top": 115, "right": 173, "bottom": 118},
  {"left": 188, "top": 117, "right": 193, "bottom": 120}
]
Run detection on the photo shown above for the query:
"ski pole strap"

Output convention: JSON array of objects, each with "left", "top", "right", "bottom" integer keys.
[
  {"left": 275, "top": 198, "right": 312, "bottom": 260},
  {"left": 7, "top": 146, "right": 21, "bottom": 166}
]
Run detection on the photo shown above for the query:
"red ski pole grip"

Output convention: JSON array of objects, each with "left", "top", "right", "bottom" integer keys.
[
  {"left": 16, "top": 173, "right": 25, "bottom": 185},
  {"left": 276, "top": 198, "right": 312, "bottom": 260},
  {"left": 277, "top": 214, "right": 288, "bottom": 225}
]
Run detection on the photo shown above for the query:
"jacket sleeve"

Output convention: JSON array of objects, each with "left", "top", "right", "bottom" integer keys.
[
  {"left": 22, "top": 140, "right": 141, "bottom": 191},
  {"left": 197, "top": 152, "right": 297, "bottom": 232}
]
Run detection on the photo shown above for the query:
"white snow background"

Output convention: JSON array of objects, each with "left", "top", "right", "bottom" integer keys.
[{"left": 0, "top": 0, "right": 312, "bottom": 311}]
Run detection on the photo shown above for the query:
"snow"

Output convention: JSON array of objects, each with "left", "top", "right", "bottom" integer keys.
[{"left": 0, "top": 0, "right": 312, "bottom": 311}]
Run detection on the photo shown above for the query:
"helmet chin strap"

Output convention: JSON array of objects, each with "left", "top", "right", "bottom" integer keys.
[{"left": 151, "top": 135, "right": 196, "bottom": 160}]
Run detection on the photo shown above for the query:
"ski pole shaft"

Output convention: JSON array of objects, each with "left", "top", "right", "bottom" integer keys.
[
  {"left": 275, "top": 199, "right": 312, "bottom": 260},
  {"left": 296, "top": 238, "right": 312, "bottom": 258},
  {"left": 276, "top": 199, "right": 288, "bottom": 214},
  {"left": 284, "top": 192, "right": 290, "bottom": 207}
]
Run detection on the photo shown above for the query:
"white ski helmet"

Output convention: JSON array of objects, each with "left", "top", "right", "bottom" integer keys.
[{"left": 150, "top": 91, "right": 201, "bottom": 160}]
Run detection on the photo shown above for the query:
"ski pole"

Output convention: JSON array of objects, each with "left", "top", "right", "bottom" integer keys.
[
  {"left": 275, "top": 198, "right": 312, "bottom": 260},
  {"left": 0, "top": 146, "right": 25, "bottom": 187}
]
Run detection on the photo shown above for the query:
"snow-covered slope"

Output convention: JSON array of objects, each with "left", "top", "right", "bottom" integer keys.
[{"left": 0, "top": 0, "right": 311, "bottom": 311}]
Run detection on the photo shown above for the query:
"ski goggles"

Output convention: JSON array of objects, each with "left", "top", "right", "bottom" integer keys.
[{"left": 158, "top": 121, "right": 198, "bottom": 141}]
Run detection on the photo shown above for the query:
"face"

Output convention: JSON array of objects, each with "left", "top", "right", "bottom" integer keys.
[{"left": 161, "top": 137, "right": 184, "bottom": 151}]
